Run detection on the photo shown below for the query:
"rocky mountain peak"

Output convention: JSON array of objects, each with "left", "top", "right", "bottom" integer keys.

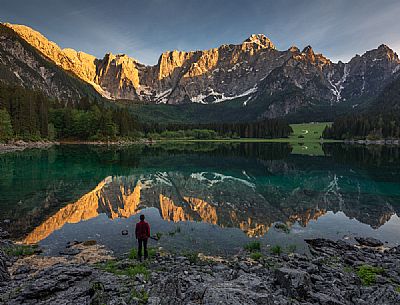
[
  {"left": 377, "top": 44, "right": 399, "bottom": 61},
  {"left": 378, "top": 44, "right": 391, "bottom": 51},
  {"left": 302, "top": 45, "right": 314, "bottom": 56},
  {"left": 243, "top": 34, "right": 275, "bottom": 49},
  {"left": 361, "top": 44, "right": 400, "bottom": 64},
  {"left": 288, "top": 46, "right": 300, "bottom": 53},
  {"left": 297, "top": 45, "right": 316, "bottom": 63}
]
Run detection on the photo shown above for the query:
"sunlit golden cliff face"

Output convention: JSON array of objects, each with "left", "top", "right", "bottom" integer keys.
[
  {"left": 4, "top": 23, "right": 143, "bottom": 99},
  {"left": 3, "top": 23, "right": 285, "bottom": 103},
  {"left": 4, "top": 24, "right": 99, "bottom": 87},
  {"left": 157, "top": 50, "right": 198, "bottom": 80}
]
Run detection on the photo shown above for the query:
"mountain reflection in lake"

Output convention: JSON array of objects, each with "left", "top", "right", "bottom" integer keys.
[{"left": 0, "top": 143, "right": 399, "bottom": 255}]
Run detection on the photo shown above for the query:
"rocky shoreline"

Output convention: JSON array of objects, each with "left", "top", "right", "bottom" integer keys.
[
  {"left": 58, "top": 139, "right": 155, "bottom": 146},
  {"left": 0, "top": 141, "right": 58, "bottom": 154},
  {"left": 1, "top": 230, "right": 400, "bottom": 305},
  {"left": 0, "top": 139, "right": 158, "bottom": 154}
]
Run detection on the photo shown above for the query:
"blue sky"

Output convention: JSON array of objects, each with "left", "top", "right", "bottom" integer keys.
[{"left": 1, "top": 0, "right": 399, "bottom": 65}]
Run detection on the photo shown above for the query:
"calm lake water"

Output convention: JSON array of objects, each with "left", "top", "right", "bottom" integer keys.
[{"left": 0, "top": 143, "right": 399, "bottom": 256}]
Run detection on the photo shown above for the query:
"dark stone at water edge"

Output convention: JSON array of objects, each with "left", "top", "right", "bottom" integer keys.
[{"left": 355, "top": 237, "right": 384, "bottom": 247}]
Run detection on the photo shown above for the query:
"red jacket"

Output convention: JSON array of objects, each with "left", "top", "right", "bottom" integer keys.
[{"left": 135, "top": 220, "right": 150, "bottom": 240}]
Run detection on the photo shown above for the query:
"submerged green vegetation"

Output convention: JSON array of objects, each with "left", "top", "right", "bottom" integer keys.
[{"left": 244, "top": 241, "right": 261, "bottom": 252}]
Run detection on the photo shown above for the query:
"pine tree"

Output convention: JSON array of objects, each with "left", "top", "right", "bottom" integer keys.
[{"left": 0, "top": 109, "right": 13, "bottom": 142}]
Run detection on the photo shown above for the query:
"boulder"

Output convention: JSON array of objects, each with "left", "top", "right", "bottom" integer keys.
[
  {"left": 275, "top": 267, "right": 311, "bottom": 298},
  {"left": 355, "top": 237, "right": 384, "bottom": 247},
  {"left": 19, "top": 264, "right": 92, "bottom": 300},
  {"left": 0, "top": 228, "right": 10, "bottom": 239}
]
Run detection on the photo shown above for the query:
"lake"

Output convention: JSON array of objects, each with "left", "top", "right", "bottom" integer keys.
[{"left": 0, "top": 143, "right": 399, "bottom": 256}]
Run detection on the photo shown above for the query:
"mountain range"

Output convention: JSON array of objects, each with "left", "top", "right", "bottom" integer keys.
[{"left": 1, "top": 22, "right": 399, "bottom": 122}]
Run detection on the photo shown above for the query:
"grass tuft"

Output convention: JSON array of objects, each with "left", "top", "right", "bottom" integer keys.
[
  {"left": 270, "top": 245, "right": 282, "bottom": 256},
  {"left": 356, "top": 265, "right": 384, "bottom": 286},
  {"left": 97, "top": 260, "right": 150, "bottom": 280},
  {"left": 183, "top": 251, "right": 199, "bottom": 264},
  {"left": 130, "top": 290, "right": 149, "bottom": 305},
  {"left": 244, "top": 241, "right": 261, "bottom": 252},
  {"left": 128, "top": 247, "right": 157, "bottom": 260},
  {"left": 250, "top": 252, "right": 263, "bottom": 261},
  {"left": 3, "top": 245, "right": 37, "bottom": 257}
]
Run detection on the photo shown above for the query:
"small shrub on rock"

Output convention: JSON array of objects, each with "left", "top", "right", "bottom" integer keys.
[
  {"left": 271, "top": 245, "right": 282, "bottom": 256},
  {"left": 357, "top": 265, "right": 384, "bottom": 286},
  {"left": 250, "top": 252, "right": 263, "bottom": 261},
  {"left": 244, "top": 241, "right": 261, "bottom": 252},
  {"left": 183, "top": 252, "right": 199, "bottom": 264},
  {"left": 130, "top": 289, "right": 149, "bottom": 305}
]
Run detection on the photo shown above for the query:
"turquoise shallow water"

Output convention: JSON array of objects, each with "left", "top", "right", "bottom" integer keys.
[{"left": 0, "top": 143, "right": 399, "bottom": 255}]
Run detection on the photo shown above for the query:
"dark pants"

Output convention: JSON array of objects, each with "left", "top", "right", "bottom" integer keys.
[{"left": 137, "top": 238, "right": 148, "bottom": 260}]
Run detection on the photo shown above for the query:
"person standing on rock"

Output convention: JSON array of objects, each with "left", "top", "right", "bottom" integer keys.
[{"left": 135, "top": 214, "right": 150, "bottom": 261}]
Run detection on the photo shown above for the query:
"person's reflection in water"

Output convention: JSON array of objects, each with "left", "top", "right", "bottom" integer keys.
[{"left": 135, "top": 214, "right": 150, "bottom": 261}]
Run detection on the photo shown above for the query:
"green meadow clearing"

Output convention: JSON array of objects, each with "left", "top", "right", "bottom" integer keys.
[
  {"left": 288, "top": 122, "right": 331, "bottom": 142},
  {"left": 161, "top": 122, "right": 336, "bottom": 155}
]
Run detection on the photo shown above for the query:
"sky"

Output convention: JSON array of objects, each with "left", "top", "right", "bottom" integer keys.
[{"left": 0, "top": 0, "right": 399, "bottom": 65}]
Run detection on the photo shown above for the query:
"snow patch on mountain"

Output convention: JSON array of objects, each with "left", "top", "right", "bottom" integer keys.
[
  {"left": 328, "top": 64, "right": 350, "bottom": 104},
  {"left": 13, "top": 71, "right": 23, "bottom": 82},
  {"left": 243, "top": 96, "right": 252, "bottom": 106},
  {"left": 155, "top": 89, "right": 173, "bottom": 104},
  {"left": 191, "top": 85, "right": 258, "bottom": 104},
  {"left": 393, "top": 65, "right": 400, "bottom": 74}
]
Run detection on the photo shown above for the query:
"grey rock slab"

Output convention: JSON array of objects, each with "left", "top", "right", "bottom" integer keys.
[
  {"left": 355, "top": 237, "right": 384, "bottom": 248},
  {"left": 275, "top": 267, "right": 311, "bottom": 298}
]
